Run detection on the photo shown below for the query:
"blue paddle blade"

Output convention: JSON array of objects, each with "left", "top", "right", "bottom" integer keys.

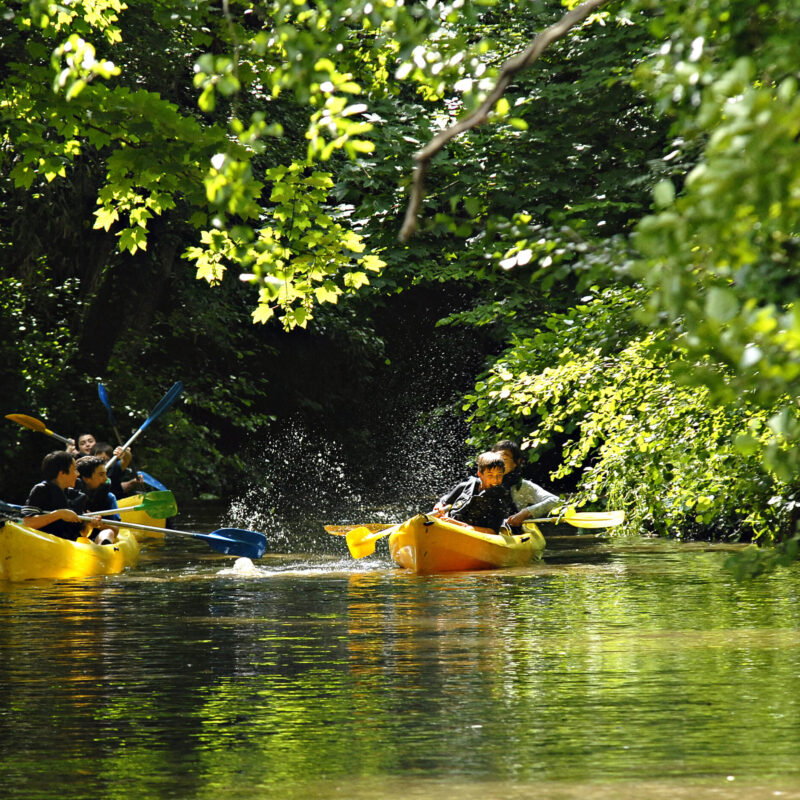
[
  {"left": 199, "top": 528, "right": 267, "bottom": 559},
  {"left": 139, "top": 471, "right": 168, "bottom": 492},
  {"left": 139, "top": 381, "right": 183, "bottom": 433},
  {"left": 98, "top": 382, "right": 116, "bottom": 425}
]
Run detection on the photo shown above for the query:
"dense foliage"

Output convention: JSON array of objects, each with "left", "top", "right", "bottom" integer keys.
[
  {"left": 456, "top": 0, "right": 800, "bottom": 559},
  {"left": 2, "top": 0, "right": 799, "bottom": 569}
]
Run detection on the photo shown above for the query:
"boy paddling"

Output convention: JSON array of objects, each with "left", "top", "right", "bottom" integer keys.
[
  {"left": 21, "top": 451, "right": 101, "bottom": 541},
  {"left": 433, "top": 451, "right": 515, "bottom": 533}
]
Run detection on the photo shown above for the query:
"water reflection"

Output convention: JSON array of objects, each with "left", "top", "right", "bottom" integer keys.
[{"left": 2, "top": 535, "right": 800, "bottom": 800}]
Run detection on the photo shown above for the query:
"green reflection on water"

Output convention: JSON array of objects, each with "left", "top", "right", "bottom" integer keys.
[{"left": 1, "top": 536, "right": 800, "bottom": 800}]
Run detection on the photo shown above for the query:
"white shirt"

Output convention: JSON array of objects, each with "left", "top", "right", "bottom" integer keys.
[{"left": 511, "top": 479, "right": 560, "bottom": 517}]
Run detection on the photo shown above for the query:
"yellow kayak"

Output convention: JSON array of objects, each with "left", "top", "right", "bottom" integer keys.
[
  {"left": 388, "top": 514, "right": 546, "bottom": 575},
  {"left": 116, "top": 493, "right": 167, "bottom": 539},
  {"left": 0, "top": 519, "right": 140, "bottom": 582}
]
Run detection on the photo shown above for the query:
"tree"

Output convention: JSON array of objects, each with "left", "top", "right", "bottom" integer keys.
[{"left": 3, "top": 0, "right": 799, "bottom": 564}]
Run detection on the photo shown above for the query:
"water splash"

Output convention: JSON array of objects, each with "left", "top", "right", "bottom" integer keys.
[
  {"left": 226, "top": 419, "right": 366, "bottom": 550},
  {"left": 225, "top": 411, "right": 470, "bottom": 553}
]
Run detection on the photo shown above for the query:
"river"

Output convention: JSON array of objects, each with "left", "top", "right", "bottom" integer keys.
[{"left": 2, "top": 505, "right": 800, "bottom": 799}]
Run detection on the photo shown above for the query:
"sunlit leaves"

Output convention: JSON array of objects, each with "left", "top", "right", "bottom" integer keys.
[
  {"left": 186, "top": 164, "right": 385, "bottom": 329},
  {"left": 464, "top": 287, "right": 797, "bottom": 542}
]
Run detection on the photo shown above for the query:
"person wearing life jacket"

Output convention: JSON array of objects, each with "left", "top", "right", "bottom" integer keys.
[
  {"left": 492, "top": 439, "right": 560, "bottom": 527},
  {"left": 75, "top": 455, "right": 120, "bottom": 544},
  {"left": 433, "top": 451, "right": 515, "bottom": 533},
  {"left": 91, "top": 441, "right": 145, "bottom": 498},
  {"left": 21, "top": 451, "right": 99, "bottom": 541},
  {"left": 76, "top": 455, "right": 120, "bottom": 519}
]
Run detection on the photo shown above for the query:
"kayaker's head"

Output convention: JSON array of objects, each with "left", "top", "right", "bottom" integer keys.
[
  {"left": 476, "top": 451, "right": 506, "bottom": 490},
  {"left": 491, "top": 439, "right": 523, "bottom": 475},
  {"left": 91, "top": 442, "right": 114, "bottom": 462},
  {"left": 76, "top": 432, "right": 97, "bottom": 455},
  {"left": 76, "top": 456, "right": 108, "bottom": 489},
  {"left": 42, "top": 450, "right": 78, "bottom": 489}
]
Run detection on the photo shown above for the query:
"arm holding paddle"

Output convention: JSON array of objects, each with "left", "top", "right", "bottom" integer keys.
[
  {"left": 22, "top": 506, "right": 83, "bottom": 529},
  {"left": 506, "top": 481, "right": 560, "bottom": 527},
  {"left": 114, "top": 445, "right": 133, "bottom": 470}
]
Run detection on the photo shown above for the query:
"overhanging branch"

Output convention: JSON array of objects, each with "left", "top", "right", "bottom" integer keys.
[{"left": 399, "top": 0, "right": 610, "bottom": 242}]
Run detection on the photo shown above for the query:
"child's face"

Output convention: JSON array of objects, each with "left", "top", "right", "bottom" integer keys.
[
  {"left": 57, "top": 461, "right": 79, "bottom": 489},
  {"left": 497, "top": 449, "right": 518, "bottom": 475},
  {"left": 84, "top": 465, "right": 108, "bottom": 490},
  {"left": 478, "top": 467, "right": 504, "bottom": 490},
  {"left": 78, "top": 434, "right": 96, "bottom": 455}
]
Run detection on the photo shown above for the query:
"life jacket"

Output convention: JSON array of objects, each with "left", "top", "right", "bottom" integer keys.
[
  {"left": 447, "top": 477, "right": 513, "bottom": 532},
  {"left": 78, "top": 480, "right": 117, "bottom": 513}
]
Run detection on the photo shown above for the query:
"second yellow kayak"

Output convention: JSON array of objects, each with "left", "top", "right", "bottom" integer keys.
[
  {"left": 115, "top": 493, "right": 167, "bottom": 539},
  {"left": 388, "top": 514, "right": 546, "bottom": 574}
]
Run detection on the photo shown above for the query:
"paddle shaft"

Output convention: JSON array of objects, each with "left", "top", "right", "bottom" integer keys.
[
  {"left": 79, "top": 515, "right": 266, "bottom": 558},
  {"left": 79, "top": 515, "right": 165, "bottom": 534},
  {"left": 41, "top": 428, "right": 71, "bottom": 445},
  {"left": 106, "top": 382, "right": 182, "bottom": 469}
]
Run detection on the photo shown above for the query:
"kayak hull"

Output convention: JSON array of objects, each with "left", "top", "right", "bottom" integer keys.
[
  {"left": 388, "top": 514, "right": 546, "bottom": 575},
  {"left": 116, "top": 493, "right": 166, "bottom": 539},
  {"left": 0, "top": 519, "right": 140, "bottom": 582}
]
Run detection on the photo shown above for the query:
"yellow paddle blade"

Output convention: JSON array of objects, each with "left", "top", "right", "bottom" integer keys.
[
  {"left": 325, "top": 523, "right": 393, "bottom": 536},
  {"left": 563, "top": 509, "right": 625, "bottom": 528},
  {"left": 6, "top": 413, "right": 47, "bottom": 433},
  {"left": 525, "top": 510, "right": 625, "bottom": 530},
  {"left": 345, "top": 526, "right": 380, "bottom": 559}
]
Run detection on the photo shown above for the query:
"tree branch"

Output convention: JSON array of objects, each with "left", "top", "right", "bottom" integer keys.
[{"left": 399, "top": 0, "right": 609, "bottom": 242}]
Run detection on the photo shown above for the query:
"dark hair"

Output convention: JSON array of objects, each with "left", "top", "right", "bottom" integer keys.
[
  {"left": 477, "top": 451, "right": 505, "bottom": 472},
  {"left": 492, "top": 439, "right": 523, "bottom": 465},
  {"left": 42, "top": 451, "right": 76, "bottom": 481},
  {"left": 76, "top": 455, "right": 105, "bottom": 479},
  {"left": 92, "top": 442, "right": 114, "bottom": 457}
]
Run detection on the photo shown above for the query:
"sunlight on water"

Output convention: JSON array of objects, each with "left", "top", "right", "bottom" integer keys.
[{"left": 6, "top": 521, "right": 800, "bottom": 800}]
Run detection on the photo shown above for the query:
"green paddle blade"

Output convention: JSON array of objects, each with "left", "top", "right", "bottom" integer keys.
[
  {"left": 136, "top": 490, "right": 177, "bottom": 519},
  {"left": 96, "top": 491, "right": 177, "bottom": 519}
]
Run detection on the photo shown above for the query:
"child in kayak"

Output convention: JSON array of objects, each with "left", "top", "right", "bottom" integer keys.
[
  {"left": 76, "top": 456, "right": 119, "bottom": 516},
  {"left": 492, "top": 439, "right": 560, "bottom": 527},
  {"left": 76, "top": 456, "right": 120, "bottom": 544},
  {"left": 21, "top": 451, "right": 100, "bottom": 541},
  {"left": 64, "top": 431, "right": 98, "bottom": 457},
  {"left": 433, "top": 451, "right": 515, "bottom": 533},
  {"left": 92, "top": 441, "right": 145, "bottom": 498}
]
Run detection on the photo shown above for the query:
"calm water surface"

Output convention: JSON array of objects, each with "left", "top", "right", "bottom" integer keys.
[{"left": 2, "top": 508, "right": 800, "bottom": 800}]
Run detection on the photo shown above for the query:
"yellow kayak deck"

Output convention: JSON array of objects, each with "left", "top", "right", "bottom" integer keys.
[
  {"left": 0, "top": 519, "right": 140, "bottom": 582},
  {"left": 388, "top": 514, "right": 546, "bottom": 575},
  {"left": 116, "top": 493, "right": 167, "bottom": 539}
]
